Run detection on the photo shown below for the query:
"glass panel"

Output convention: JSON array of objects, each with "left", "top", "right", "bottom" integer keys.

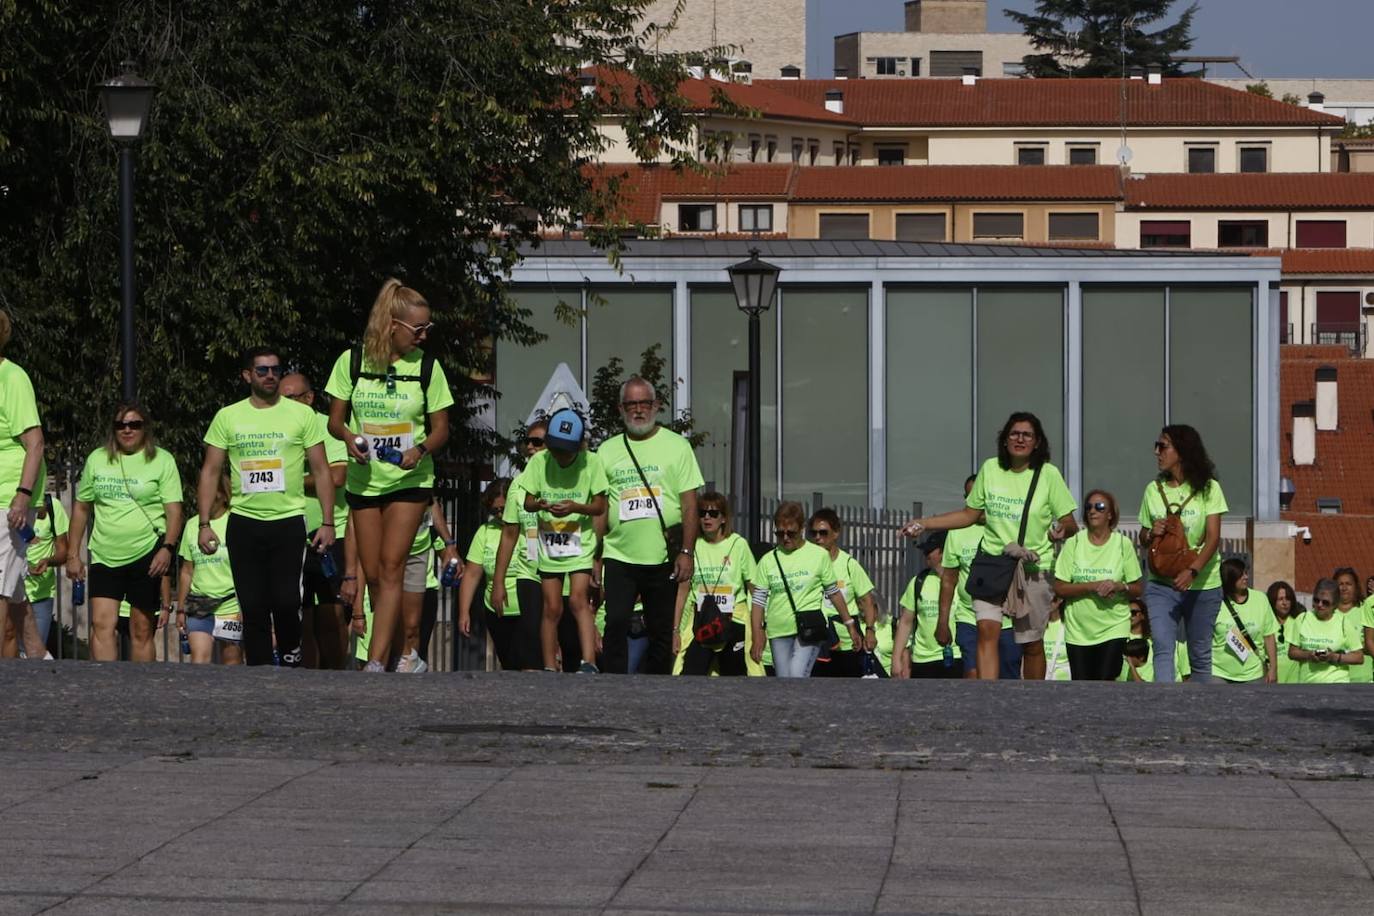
[
  {"left": 1169, "top": 288, "right": 1253, "bottom": 516},
  {"left": 587, "top": 286, "right": 674, "bottom": 410},
  {"left": 496, "top": 287, "right": 583, "bottom": 437},
  {"left": 1083, "top": 288, "right": 1165, "bottom": 517},
  {"left": 976, "top": 288, "right": 1065, "bottom": 467},
  {"left": 1016, "top": 146, "right": 1046, "bottom": 166},
  {"left": 689, "top": 288, "right": 777, "bottom": 497},
  {"left": 895, "top": 213, "right": 947, "bottom": 242},
  {"left": 781, "top": 287, "right": 868, "bottom": 503},
  {"left": 1068, "top": 146, "right": 1098, "bottom": 165},
  {"left": 887, "top": 288, "right": 973, "bottom": 513},
  {"left": 1187, "top": 147, "right": 1216, "bottom": 173},
  {"left": 1239, "top": 147, "right": 1268, "bottom": 173}
]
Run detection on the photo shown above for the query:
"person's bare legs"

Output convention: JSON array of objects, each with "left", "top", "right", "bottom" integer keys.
[
  {"left": 1020, "top": 639, "right": 1046, "bottom": 680},
  {"left": 90, "top": 598, "right": 120, "bottom": 661},
  {"left": 568, "top": 572, "right": 597, "bottom": 666},
  {"left": 357, "top": 501, "right": 427, "bottom": 666},
  {"left": 976, "top": 619, "right": 1001, "bottom": 681},
  {"left": 540, "top": 576, "right": 564, "bottom": 670},
  {"left": 128, "top": 607, "right": 157, "bottom": 662}
]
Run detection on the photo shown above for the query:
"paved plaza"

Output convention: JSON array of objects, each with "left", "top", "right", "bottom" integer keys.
[{"left": 1, "top": 664, "right": 1372, "bottom": 914}]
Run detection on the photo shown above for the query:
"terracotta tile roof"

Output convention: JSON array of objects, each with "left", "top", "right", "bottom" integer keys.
[
  {"left": 791, "top": 165, "right": 1123, "bottom": 202},
  {"left": 654, "top": 163, "right": 797, "bottom": 198},
  {"left": 754, "top": 78, "right": 1345, "bottom": 128},
  {"left": 1283, "top": 513, "right": 1374, "bottom": 593},
  {"left": 583, "top": 164, "right": 663, "bottom": 225},
  {"left": 585, "top": 68, "right": 854, "bottom": 125},
  {"left": 1282, "top": 345, "right": 1353, "bottom": 361},
  {"left": 1274, "top": 248, "right": 1374, "bottom": 276},
  {"left": 1127, "top": 173, "right": 1374, "bottom": 210}
]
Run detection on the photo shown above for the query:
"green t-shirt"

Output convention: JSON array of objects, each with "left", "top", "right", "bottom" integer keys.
[
  {"left": 500, "top": 479, "right": 542, "bottom": 583},
  {"left": 901, "top": 570, "right": 961, "bottom": 664},
  {"left": 178, "top": 513, "right": 240, "bottom": 618},
  {"left": 204, "top": 397, "right": 324, "bottom": 521},
  {"left": 873, "top": 616, "right": 895, "bottom": 675},
  {"left": 1275, "top": 614, "right": 1302, "bottom": 685},
  {"left": 824, "top": 549, "right": 874, "bottom": 651},
  {"left": 1211, "top": 589, "right": 1279, "bottom": 683},
  {"left": 1137, "top": 479, "right": 1229, "bottom": 591},
  {"left": 687, "top": 533, "right": 756, "bottom": 627},
  {"left": 1340, "top": 606, "right": 1372, "bottom": 684},
  {"left": 596, "top": 428, "right": 705, "bottom": 566},
  {"left": 304, "top": 413, "right": 349, "bottom": 534},
  {"left": 23, "top": 498, "right": 68, "bottom": 602},
  {"left": 1043, "top": 618, "right": 1072, "bottom": 681},
  {"left": 76, "top": 447, "right": 183, "bottom": 567},
  {"left": 324, "top": 347, "right": 454, "bottom": 498},
  {"left": 1054, "top": 530, "right": 1141, "bottom": 646},
  {"left": 466, "top": 520, "right": 517, "bottom": 616},
  {"left": 966, "top": 458, "right": 1075, "bottom": 570},
  {"left": 0, "top": 359, "right": 46, "bottom": 504},
  {"left": 1118, "top": 638, "right": 1191, "bottom": 682},
  {"left": 512, "top": 449, "right": 608, "bottom": 573},
  {"left": 757, "top": 542, "right": 836, "bottom": 639},
  {"left": 941, "top": 524, "right": 984, "bottom": 627},
  {"left": 1294, "top": 612, "right": 1360, "bottom": 684}
]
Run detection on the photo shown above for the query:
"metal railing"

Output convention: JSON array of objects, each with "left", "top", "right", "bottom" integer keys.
[{"left": 1311, "top": 321, "right": 1365, "bottom": 355}]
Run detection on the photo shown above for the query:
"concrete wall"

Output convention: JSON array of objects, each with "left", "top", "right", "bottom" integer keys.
[
  {"left": 1116, "top": 210, "right": 1374, "bottom": 249},
  {"left": 905, "top": 0, "right": 987, "bottom": 33},
  {"left": 842, "top": 31, "right": 1032, "bottom": 79},
  {"left": 661, "top": 199, "right": 790, "bottom": 234},
  {"left": 638, "top": 0, "right": 807, "bottom": 78},
  {"left": 788, "top": 201, "right": 1117, "bottom": 244}
]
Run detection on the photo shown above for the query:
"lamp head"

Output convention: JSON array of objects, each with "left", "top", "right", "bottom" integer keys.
[{"left": 99, "top": 61, "right": 156, "bottom": 143}]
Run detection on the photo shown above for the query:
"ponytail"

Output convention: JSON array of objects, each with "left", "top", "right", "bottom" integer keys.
[{"left": 362, "top": 278, "right": 428, "bottom": 370}]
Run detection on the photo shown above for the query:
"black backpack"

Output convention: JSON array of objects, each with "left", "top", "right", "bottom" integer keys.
[{"left": 347, "top": 344, "right": 439, "bottom": 433}]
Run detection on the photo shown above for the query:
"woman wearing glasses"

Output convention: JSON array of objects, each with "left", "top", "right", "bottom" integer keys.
[
  {"left": 806, "top": 508, "right": 878, "bottom": 677},
  {"left": 674, "top": 491, "right": 756, "bottom": 676},
  {"left": 326, "top": 278, "right": 454, "bottom": 672},
  {"left": 902, "top": 412, "right": 1077, "bottom": 681},
  {"left": 66, "top": 404, "right": 183, "bottom": 662},
  {"left": 1137, "top": 425, "right": 1227, "bottom": 683},
  {"left": 750, "top": 501, "right": 859, "bottom": 678},
  {"left": 1051, "top": 489, "right": 1142, "bottom": 680},
  {"left": 1290, "top": 579, "right": 1364, "bottom": 683}
]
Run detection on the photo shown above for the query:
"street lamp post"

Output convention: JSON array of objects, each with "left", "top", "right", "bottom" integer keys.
[
  {"left": 98, "top": 62, "right": 155, "bottom": 404},
  {"left": 727, "top": 248, "right": 781, "bottom": 548}
]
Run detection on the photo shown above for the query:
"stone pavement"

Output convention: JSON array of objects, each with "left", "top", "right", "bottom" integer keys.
[{"left": 1, "top": 664, "right": 1372, "bottom": 915}]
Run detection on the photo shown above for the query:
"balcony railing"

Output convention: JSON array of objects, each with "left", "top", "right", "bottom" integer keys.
[{"left": 1311, "top": 321, "right": 1366, "bottom": 355}]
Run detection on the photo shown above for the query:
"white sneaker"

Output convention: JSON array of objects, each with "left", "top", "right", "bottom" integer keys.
[
  {"left": 396, "top": 650, "right": 427, "bottom": 673},
  {"left": 363, "top": 660, "right": 385, "bottom": 673}
]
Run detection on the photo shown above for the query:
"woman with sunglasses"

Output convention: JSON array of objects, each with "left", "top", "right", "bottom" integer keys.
[
  {"left": 1290, "top": 579, "right": 1364, "bottom": 683},
  {"left": 807, "top": 508, "right": 878, "bottom": 677},
  {"left": 1332, "top": 567, "right": 1373, "bottom": 684},
  {"left": 1138, "top": 425, "right": 1227, "bottom": 683},
  {"left": 902, "top": 412, "right": 1077, "bottom": 681},
  {"left": 326, "top": 278, "right": 453, "bottom": 672},
  {"left": 1265, "top": 581, "right": 1302, "bottom": 684},
  {"left": 673, "top": 492, "right": 757, "bottom": 676},
  {"left": 750, "top": 501, "right": 858, "bottom": 678},
  {"left": 1052, "top": 490, "right": 1142, "bottom": 680},
  {"left": 66, "top": 404, "right": 183, "bottom": 662},
  {"left": 1212, "top": 559, "right": 1277, "bottom": 684}
]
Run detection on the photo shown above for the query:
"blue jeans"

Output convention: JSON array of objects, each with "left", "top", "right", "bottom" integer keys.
[
  {"left": 30, "top": 598, "right": 54, "bottom": 645},
  {"left": 955, "top": 622, "right": 978, "bottom": 674},
  {"left": 955, "top": 621, "right": 1024, "bottom": 678},
  {"left": 627, "top": 635, "right": 648, "bottom": 673},
  {"left": 1144, "top": 581, "right": 1222, "bottom": 683},
  {"left": 769, "top": 636, "right": 821, "bottom": 678}
]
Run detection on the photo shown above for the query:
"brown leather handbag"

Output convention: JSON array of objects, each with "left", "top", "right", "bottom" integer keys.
[{"left": 1147, "top": 480, "right": 1199, "bottom": 579}]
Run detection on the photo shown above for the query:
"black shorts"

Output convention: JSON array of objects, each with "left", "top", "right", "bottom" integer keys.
[
  {"left": 345, "top": 487, "right": 432, "bottom": 510},
  {"left": 302, "top": 536, "right": 345, "bottom": 605},
  {"left": 89, "top": 545, "right": 163, "bottom": 612}
]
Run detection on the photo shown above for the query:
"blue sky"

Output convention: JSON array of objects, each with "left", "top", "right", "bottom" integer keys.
[{"left": 807, "top": 0, "right": 1374, "bottom": 79}]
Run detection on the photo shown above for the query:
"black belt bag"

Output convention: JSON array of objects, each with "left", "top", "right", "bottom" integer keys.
[
  {"left": 964, "top": 464, "right": 1042, "bottom": 605},
  {"left": 772, "top": 550, "right": 834, "bottom": 646}
]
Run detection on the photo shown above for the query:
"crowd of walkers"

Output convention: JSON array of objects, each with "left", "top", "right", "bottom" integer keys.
[{"left": 1, "top": 292, "right": 1371, "bottom": 683}]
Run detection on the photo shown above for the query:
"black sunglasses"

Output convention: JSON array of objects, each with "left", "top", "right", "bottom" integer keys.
[
  {"left": 1313, "top": 597, "right": 1334, "bottom": 607},
  {"left": 808, "top": 528, "right": 832, "bottom": 539},
  {"left": 776, "top": 528, "right": 800, "bottom": 540},
  {"left": 1086, "top": 501, "right": 1109, "bottom": 512},
  {"left": 113, "top": 420, "right": 145, "bottom": 431},
  {"left": 526, "top": 435, "right": 545, "bottom": 447},
  {"left": 701, "top": 508, "right": 723, "bottom": 518},
  {"left": 253, "top": 364, "right": 284, "bottom": 378}
]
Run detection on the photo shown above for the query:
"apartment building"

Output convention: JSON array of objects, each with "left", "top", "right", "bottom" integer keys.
[
  {"left": 636, "top": 0, "right": 806, "bottom": 79},
  {"left": 834, "top": 1, "right": 1033, "bottom": 80}
]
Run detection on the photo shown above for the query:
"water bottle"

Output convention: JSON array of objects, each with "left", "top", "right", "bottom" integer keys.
[
  {"left": 319, "top": 547, "right": 337, "bottom": 579},
  {"left": 861, "top": 651, "right": 877, "bottom": 678},
  {"left": 942, "top": 644, "right": 954, "bottom": 668},
  {"left": 440, "top": 558, "right": 460, "bottom": 587},
  {"left": 18, "top": 522, "right": 35, "bottom": 543},
  {"left": 272, "top": 648, "right": 281, "bottom": 666},
  {"left": 179, "top": 630, "right": 191, "bottom": 657},
  {"left": 353, "top": 435, "right": 371, "bottom": 462},
  {"left": 376, "top": 445, "right": 404, "bottom": 465},
  {"left": 72, "top": 579, "right": 86, "bottom": 607}
]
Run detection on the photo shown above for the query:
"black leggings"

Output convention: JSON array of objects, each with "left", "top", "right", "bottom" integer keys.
[
  {"left": 514, "top": 578, "right": 543, "bottom": 670},
  {"left": 1067, "top": 639, "right": 1127, "bottom": 681},
  {"left": 226, "top": 513, "right": 306, "bottom": 667},
  {"left": 912, "top": 658, "right": 964, "bottom": 678},
  {"left": 681, "top": 621, "right": 748, "bottom": 676},
  {"left": 601, "top": 558, "right": 677, "bottom": 674},
  {"left": 812, "top": 648, "right": 866, "bottom": 678},
  {"left": 485, "top": 609, "right": 522, "bottom": 670}
]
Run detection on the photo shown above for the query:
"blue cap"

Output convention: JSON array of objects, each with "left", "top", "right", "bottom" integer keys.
[{"left": 546, "top": 409, "right": 585, "bottom": 451}]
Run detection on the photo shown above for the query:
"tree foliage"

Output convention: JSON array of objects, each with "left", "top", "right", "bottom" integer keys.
[
  {"left": 1006, "top": 0, "right": 1198, "bottom": 78},
  {"left": 0, "top": 0, "right": 716, "bottom": 478},
  {"left": 585, "top": 342, "right": 701, "bottom": 449}
]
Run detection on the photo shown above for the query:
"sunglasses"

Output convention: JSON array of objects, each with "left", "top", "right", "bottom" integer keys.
[
  {"left": 776, "top": 528, "right": 800, "bottom": 540},
  {"left": 394, "top": 318, "right": 435, "bottom": 336},
  {"left": 701, "top": 508, "right": 723, "bottom": 519},
  {"left": 526, "top": 435, "right": 545, "bottom": 447},
  {"left": 253, "top": 364, "right": 284, "bottom": 378},
  {"left": 621, "top": 399, "right": 655, "bottom": 411},
  {"left": 1313, "top": 597, "right": 1334, "bottom": 607},
  {"left": 285, "top": 391, "right": 311, "bottom": 402},
  {"left": 113, "top": 420, "right": 145, "bottom": 431},
  {"left": 1086, "top": 501, "right": 1109, "bottom": 513},
  {"left": 1153, "top": 440, "right": 1171, "bottom": 453},
  {"left": 808, "top": 528, "right": 832, "bottom": 539}
]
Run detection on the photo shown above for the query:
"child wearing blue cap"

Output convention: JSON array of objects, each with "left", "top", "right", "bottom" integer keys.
[{"left": 510, "top": 408, "right": 607, "bottom": 672}]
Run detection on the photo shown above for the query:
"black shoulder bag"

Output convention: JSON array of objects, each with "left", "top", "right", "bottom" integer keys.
[
  {"left": 965, "top": 463, "right": 1042, "bottom": 604},
  {"left": 622, "top": 433, "right": 684, "bottom": 564},
  {"left": 1222, "top": 595, "right": 1269, "bottom": 676},
  {"left": 774, "top": 550, "right": 832, "bottom": 647}
]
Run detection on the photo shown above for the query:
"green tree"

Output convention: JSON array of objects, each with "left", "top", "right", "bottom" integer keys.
[
  {"left": 1246, "top": 82, "right": 1273, "bottom": 98},
  {"left": 0, "top": 0, "right": 718, "bottom": 478},
  {"left": 1006, "top": 0, "right": 1199, "bottom": 78}
]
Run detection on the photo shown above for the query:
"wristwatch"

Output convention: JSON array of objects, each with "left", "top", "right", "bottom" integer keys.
[{"left": 678, "top": 548, "right": 691, "bottom": 556}]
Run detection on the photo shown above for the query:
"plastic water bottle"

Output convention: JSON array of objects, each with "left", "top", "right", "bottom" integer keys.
[
  {"left": 179, "top": 631, "right": 191, "bottom": 657},
  {"left": 353, "top": 436, "right": 371, "bottom": 462},
  {"left": 861, "top": 651, "right": 877, "bottom": 678},
  {"left": 272, "top": 648, "right": 281, "bottom": 666},
  {"left": 72, "top": 580, "right": 86, "bottom": 607},
  {"left": 376, "top": 445, "right": 404, "bottom": 465},
  {"left": 942, "top": 644, "right": 954, "bottom": 668},
  {"left": 440, "top": 558, "right": 460, "bottom": 587},
  {"left": 18, "top": 522, "right": 34, "bottom": 543},
  {"left": 319, "top": 548, "right": 337, "bottom": 579}
]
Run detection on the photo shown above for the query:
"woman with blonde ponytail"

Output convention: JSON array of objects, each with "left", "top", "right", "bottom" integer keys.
[{"left": 326, "top": 278, "right": 454, "bottom": 672}]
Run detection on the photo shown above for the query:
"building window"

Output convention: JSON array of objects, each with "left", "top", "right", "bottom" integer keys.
[
  {"left": 749, "top": 135, "right": 761, "bottom": 162},
  {"left": 1002, "top": 61, "right": 1026, "bottom": 77},
  {"left": 931, "top": 50, "right": 982, "bottom": 77},
  {"left": 1048, "top": 212, "right": 1100, "bottom": 241},
  {"left": 1187, "top": 146, "right": 1217, "bottom": 174},
  {"left": 1239, "top": 146, "right": 1269, "bottom": 173},
  {"left": 849, "top": 145, "right": 860, "bottom": 165},
  {"left": 766, "top": 137, "right": 777, "bottom": 162},
  {"left": 1068, "top": 146, "right": 1099, "bottom": 166},
  {"left": 1016, "top": 145, "right": 1047, "bottom": 166},
  {"left": 876, "top": 146, "right": 906, "bottom": 166},
  {"left": 895, "top": 213, "right": 947, "bottom": 242},
  {"left": 833, "top": 142, "right": 845, "bottom": 164},
  {"left": 678, "top": 204, "right": 716, "bottom": 232},
  {"left": 1295, "top": 220, "right": 1347, "bottom": 248},
  {"left": 818, "top": 213, "right": 870, "bottom": 239},
  {"left": 791, "top": 138, "right": 803, "bottom": 162},
  {"left": 808, "top": 141, "right": 820, "bottom": 166},
  {"left": 972, "top": 212, "right": 1025, "bottom": 239},
  {"left": 1218, "top": 220, "right": 1269, "bottom": 247},
  {"left": 740, "top": 204, "right": 773, "bottom": 233},
  {"left": 1315, "top": 291, "right": 1361, "bottom": 348},
  {"left": 1317, "top": 498, "right": 1343, "bottom": 515},
  {"left": 876, "top": 57, "right": 901, "bottom": 76},
  {"left": 1140, "top": 220, "right": 1191, "bottom": 248}
]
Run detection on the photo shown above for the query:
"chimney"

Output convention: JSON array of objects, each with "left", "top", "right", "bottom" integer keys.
[
  {"left": 1147, "top": 64, "right": 1163, "bottom": 86},
  {"left": 824, "top": 89, "right": 844, "bottom": 114},
  {"left": 780, "top": 65, "right": 801, "bottom": 80},
  {"left": 1315, "top": 366, "right": 1338, "bottom": 431},
  {"left": 1307, "top": 91, "right": 1326, "bottom": 112},
  {"left": 834, "top": 66, "right": 849, "bottom": 80},
  {"left": 961, "top": 67, "right": 978, "bottom": 87},
  {"left": 1292, "top": 401, "right": 1316, "bottom": 466},
  {"left": 1129, "top": 67, "right": 1146, "bottom": 81},
  {"left": 578, "top": 73, "right": 597, "bottom": 97}
]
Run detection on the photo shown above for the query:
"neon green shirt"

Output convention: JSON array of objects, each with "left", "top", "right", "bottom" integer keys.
[
  {"left": 178, "top": 513, "right": 239, "bottom": 618},
  {"left": 757, "top": 542, "right": 836, "bottom": 639},
  {"left": 1340, "top": 606, "right": 1372, "bottom": 684},
  {"left": 23, "top": 498, "right": 68, "bottom": 602},
  {"left": 873, "top": 616, "right": 895, "bottom": 675},
  {"left": 1054, "top": 530, "right": 1141, "bottom": 646},
  {"left": 1043, "top": 618, "right": 1072, "bottom": 680},
  {"left": 824, "top": 549, "right": 874, "bottom": 651},
  {"left": 1212, "top": 589, "right": 1278, "bottom": 683},
  {"left": 512, "top": 449, "right": 607, "bottom": 573},
  {"left": 204, "top": 397, "right": 324, "bottom": 521},
  {"left": 1118, "top": 638, "right": 1191, "bottom": 682},
  {"left": 1137, "top": 478, "right": 1228, "bottom": 591},
  {"left": 324, "top": 347, "right": 453, "bottom": 498},
  {"left": 941, "top": 524, "right": 984, "bottom": 627},
  {"left": 0, "top": 359, "right": 46, "bottom": 503},
  {"left": 966, "top": 459, "right": 1075, "bottom": 571},
  {"left": 304, "top": 413, "right": 349, "bottom": 534},
  {"left": 901, "top": 570, "right": 961, "bottom": 664},
  {"left": 466, "top": 520, "right": 517, "bottom": 616},
  {"left": 1275, "top": 615, "right": 1302, "bottom": 685},
  {"left": 1295, "top": 612, "right": 1360, "bottom": 684},
  {"left": 76, "top": 447, "right": 182, "bottom": 567},
  {"left": 687, "top": 533, "right": 756, "bottom": 626},
  {"left": 500, "top": 479, "right": 541, "bottom": 583},
  {"left": 596, "top": 428, "right": 704, "bottom": 566}
]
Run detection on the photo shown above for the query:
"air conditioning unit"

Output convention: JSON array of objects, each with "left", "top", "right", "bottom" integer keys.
[{"left": 898, "top": 69, "right": 907, "bottom": 76}]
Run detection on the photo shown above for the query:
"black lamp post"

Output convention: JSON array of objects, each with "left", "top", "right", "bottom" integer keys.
[
  {"left": 727, "top": 248, "right": 781, "bottom": 547},
  {"left": 98, "top": 61, "right": 155, "bottom": 404}
]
